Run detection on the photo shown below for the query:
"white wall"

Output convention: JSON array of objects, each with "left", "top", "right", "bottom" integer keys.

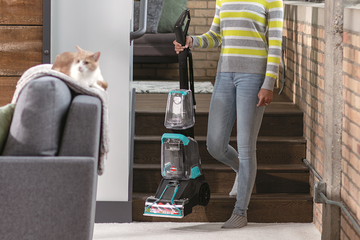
[{"left": 51, "top": 0, "right": 132, "bottom": 202}]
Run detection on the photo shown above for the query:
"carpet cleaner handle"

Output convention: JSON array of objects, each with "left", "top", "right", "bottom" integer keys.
[
  {"left": 174, "top": 10, "right": 192, "bottom": 90},
  {"left": 174, "top": 9, "right": 196, "bottom": 113},
  {"left": 174, "top": 9, "right": 190, "bottom": 46}
]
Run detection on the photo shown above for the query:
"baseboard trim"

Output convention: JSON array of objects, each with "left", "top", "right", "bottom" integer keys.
[{"left": 95, "top": 201, "right": 132, "bottom": 223}]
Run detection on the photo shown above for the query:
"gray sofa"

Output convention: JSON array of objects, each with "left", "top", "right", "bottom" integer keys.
[{"left": 0, "top": 76, "right": 101, "bottom": 240}]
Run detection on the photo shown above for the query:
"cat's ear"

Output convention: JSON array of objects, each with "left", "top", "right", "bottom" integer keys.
[
  {"left": 92, "top": 52, "right": 101, "bottom": 62},
  {"left": 76, "top": 45, "right": 83, "bottom": 53}
]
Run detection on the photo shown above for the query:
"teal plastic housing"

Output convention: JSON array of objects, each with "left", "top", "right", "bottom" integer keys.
[
  {"left": 161, "top": 133, "right": 202, "bottom": 180},
  {"left": 161, "top": 133, "right": 189, "bottom": 145}
]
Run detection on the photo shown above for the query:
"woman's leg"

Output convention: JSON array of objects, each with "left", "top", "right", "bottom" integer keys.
[
  {"left": 206, "top": 72, "right": 239, "bottom": 172},
  {"left": 222, "top": 73, "right": 265, "bottom": 229},
  {"left": 233, "top": 73, "right": 265, "bottom": 216},
  {"left": 207, "top": 72, "right": 265, "bottom": 228}
]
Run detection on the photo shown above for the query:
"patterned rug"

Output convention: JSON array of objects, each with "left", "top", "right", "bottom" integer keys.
[{"left": 132, "top": 81, "right": 213, "bottom": 94}]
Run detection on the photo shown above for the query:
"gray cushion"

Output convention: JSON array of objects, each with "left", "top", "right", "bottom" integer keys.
[
  {"left": 133, "top": 33, "right": 178, "bottom": 57},
  {"left": 59, "top": 95, "right": 101, "bottom": 158},
  {"left": 157, "top": 0, "right": 188, "bottom": 33},
  {"left": 134, "top": 0, "right": 165, "bottom": 33},
  {"left": 2, "top": 76, "right": 71, "bottom": 156},
  {"left": 0, "top": 103, "right": 15, "bottom": 153}
]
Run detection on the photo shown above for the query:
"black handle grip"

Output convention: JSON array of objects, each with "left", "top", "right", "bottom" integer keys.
[{"left": 174, "top": 9, "right": 191, "bottom": 46}]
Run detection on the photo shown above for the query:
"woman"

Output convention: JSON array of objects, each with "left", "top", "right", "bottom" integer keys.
[{"left": 174, "top": 0, "right": 283, "bottom": 228}]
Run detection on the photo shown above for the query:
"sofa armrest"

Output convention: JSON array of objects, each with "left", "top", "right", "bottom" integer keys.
[
  {"left": 59, "top": 95, "right": 101, "bottom": 159},
  {"left": 0, "top": 156, "right": 97, "bottom": 240}
]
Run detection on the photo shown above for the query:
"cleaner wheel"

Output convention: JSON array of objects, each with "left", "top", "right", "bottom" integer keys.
[{"left": 199, "top": 183, "right": 210, "bottom": 206}]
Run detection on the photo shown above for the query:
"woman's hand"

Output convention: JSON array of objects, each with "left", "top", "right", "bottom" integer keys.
[
  {"left": 173, "top": 36, "right": 193, "bottom": 54},
  {"left": 257, "top": 89, "right": 273, "bottom": 107}
]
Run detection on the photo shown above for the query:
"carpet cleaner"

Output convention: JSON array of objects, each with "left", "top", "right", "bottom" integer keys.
[{"left": 143, "top": 10, "right": 210, "bottom": 218}]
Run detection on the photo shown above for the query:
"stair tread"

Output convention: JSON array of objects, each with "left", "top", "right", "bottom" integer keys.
[
  {"left": 133, "top": 163, "right": 309, "bottom": 171},
  {"left": 135, "top": 135, "right": 306, "bottom": 143},
  {"left": 136, "top": 94, "right": 302, "bottom": 114},
  {"left": 133, "top": 192, "right": 313, "bottom": 201},
  {"left": 134, "top": 135, "right": 306, "bottom": 165},
  {"left": 132, "top": 192, "right": 313, "bottom": 223}
]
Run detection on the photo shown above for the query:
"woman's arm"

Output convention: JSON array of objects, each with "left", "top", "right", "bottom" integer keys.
[
  {"left": 261, "top": 0, "right": 284, "bottom": 91},
  {"left": 174, "top": 0, "right": 222, "bottom": 52},
  {"left": 192, "top": 1, "right": 222, "bottom": 49}
]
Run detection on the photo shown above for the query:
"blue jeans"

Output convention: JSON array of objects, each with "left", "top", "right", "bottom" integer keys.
[{"left": 206, "top": 72, "right": 265, "bottom": 216}]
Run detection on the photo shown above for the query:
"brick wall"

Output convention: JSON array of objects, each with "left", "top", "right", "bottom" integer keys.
[
  {"left": 341, "top": 6, "right": 360, "bottom": 240},
  {"left": 133, "top": 0, "right": 220, "bottom": 81},
  {"left": 284, "top": 3, "right": 360, "bottom": 239},
  {"left": 282, "top": 3, "right": 325, "bottom": 233}
]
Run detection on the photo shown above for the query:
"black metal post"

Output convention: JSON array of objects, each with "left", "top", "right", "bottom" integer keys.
[{"left": 42, "top": 0, "right": 51, "bottom": 63}]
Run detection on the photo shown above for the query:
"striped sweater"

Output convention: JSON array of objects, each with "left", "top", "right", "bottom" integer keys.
[{"left": 192, "top": 0, "right": 283, "bottom": 91}]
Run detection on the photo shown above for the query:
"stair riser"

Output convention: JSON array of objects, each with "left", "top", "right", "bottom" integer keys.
[
  {"left": 135, "top": 113, "right": 303, "bottom": 137},
  {"left": 132, "top": 197, "right": 313, "bottom": 223},
  {"left": 134, "top": 140, "right": 306, "bottom": 165},
  {"left": 133, "top": 168, "right": 310, "bottom": 194}
]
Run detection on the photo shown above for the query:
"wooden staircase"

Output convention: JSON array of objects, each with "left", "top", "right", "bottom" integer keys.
[{"left": 132, "top": 89, "right": 313, "bottom": 223}]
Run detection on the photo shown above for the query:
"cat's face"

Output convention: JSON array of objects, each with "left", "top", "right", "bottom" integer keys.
[{"left": 73, "top": 46, "right": 100, "bottom": 74}]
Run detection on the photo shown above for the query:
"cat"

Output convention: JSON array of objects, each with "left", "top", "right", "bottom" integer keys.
[{"left": 52, "top": 45, "right": 108, "bottom": 91}]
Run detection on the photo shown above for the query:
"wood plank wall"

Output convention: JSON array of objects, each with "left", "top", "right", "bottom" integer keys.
[{"left": 0, "top": 0, "right": 43, "bottom": 106}]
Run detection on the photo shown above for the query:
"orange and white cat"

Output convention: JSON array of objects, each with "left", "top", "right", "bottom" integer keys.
[{"left": 52, "top": 45, "right": 108, "bottom": 90}]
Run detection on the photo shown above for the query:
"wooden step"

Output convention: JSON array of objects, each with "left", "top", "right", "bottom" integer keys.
[
  {"left": 133, "top": 163, "right": 309, "bottom": 194},
  {"left": 132, "top": 193, "right": 313, "bottom": 223},
  {"left": 135, "top": 94, "right": 303, "bottom": 137},
  {"left": 134, "top": 136, "right": 306, "bottom": 165}
]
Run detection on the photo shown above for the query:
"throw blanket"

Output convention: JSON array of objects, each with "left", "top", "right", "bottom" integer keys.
[{"left": 11, "top": 64, "right": 109, "bottom": 175}]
